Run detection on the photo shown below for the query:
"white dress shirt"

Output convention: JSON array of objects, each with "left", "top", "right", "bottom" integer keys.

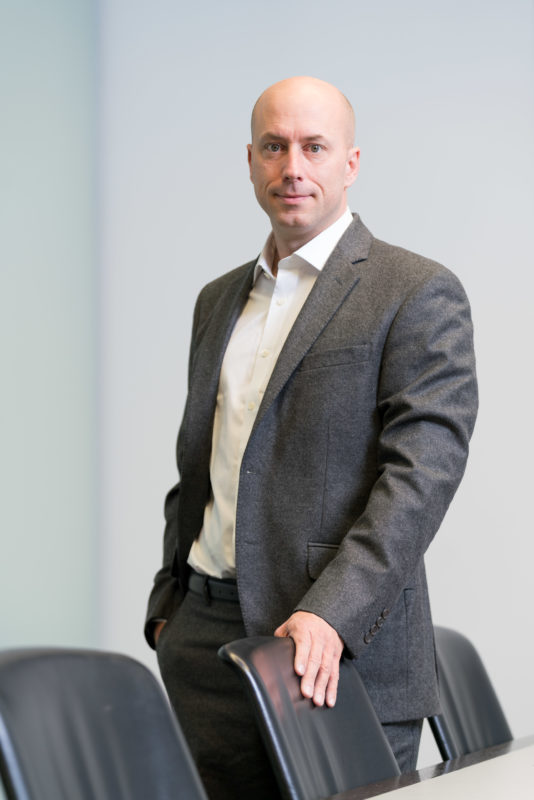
[{"left": 188, "top": 208, "right": 354, "bottom": 578}]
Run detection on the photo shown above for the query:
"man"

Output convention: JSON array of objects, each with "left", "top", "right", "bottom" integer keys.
[{"left": 145, "top": 76, "right": 478, "bottom": 798}]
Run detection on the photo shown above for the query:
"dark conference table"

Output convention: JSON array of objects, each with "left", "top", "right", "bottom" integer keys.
[{"left": 330, "top": 736, "right": 534, "bottom": 799}]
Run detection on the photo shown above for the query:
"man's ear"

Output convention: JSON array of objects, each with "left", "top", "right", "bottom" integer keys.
[
  {"left": 344, "top": 146, "right": 360, "bottom": 189},
  {"left": 247, "top": 144, "right": 253, "bottom": 181}
]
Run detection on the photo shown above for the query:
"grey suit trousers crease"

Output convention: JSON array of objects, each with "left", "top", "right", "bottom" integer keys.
[
  {"left": 156, "top": 590, "right": 281, "bottom": 800},
  {"left": 157, "top": 590, "right": 422, "bottom": 799}
]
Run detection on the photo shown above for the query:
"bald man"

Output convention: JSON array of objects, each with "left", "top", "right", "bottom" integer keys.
[{"left": 145, "top": 77, "right": 477, "bottom": 799}]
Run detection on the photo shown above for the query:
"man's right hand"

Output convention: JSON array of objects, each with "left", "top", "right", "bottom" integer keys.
[
  {"left": 154, "top": 620, "right": 166, "bottom": 645},
  {"left": 274, "top": 610, "right": 344, "bottom": 707}
]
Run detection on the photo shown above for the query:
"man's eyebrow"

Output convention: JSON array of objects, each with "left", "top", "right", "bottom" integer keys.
[
  {"left": 259, "top": 131, "right": 287, "bottom": 141},
  {"left": 259, "top": 132, "right": 329, "bottom": 142},
  {"left": 301, "top": 134, "right": 329, "bottom": 142}
]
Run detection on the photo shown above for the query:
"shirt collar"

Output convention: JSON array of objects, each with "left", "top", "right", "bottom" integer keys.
[{"left": 254, "top": 208, "right": 354, "bottom": 282}]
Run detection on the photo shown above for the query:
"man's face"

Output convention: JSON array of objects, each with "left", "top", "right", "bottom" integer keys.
[{"left": 247, "top": 79, "right": 360, "bottom": 251}]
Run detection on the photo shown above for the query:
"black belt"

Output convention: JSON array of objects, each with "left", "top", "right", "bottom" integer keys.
[{"left": 188, "top": 570, "right": 239, "bottom": 603}]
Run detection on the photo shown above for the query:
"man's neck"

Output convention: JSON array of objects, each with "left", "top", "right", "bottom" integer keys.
[{"left": 270, "top": 207, "right": 349, "bottom": 276}]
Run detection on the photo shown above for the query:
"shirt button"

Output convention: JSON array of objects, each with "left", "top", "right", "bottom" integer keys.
[
  {"left": 247, "top": 401, "right": 255, "bottom": 411},
  {"left": 260, "top": 349, "right": 270, "bottom": 358},
  {"left": 276, "top": 298, "right": 285, "bottom": 306}
]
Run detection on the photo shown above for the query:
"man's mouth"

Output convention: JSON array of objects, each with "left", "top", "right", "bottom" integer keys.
[{"left": 275, "top": 193, "right": 310, "bottom": 204}]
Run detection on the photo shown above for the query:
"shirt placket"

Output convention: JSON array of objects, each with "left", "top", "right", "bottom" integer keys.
[{"left": 248, "top": 268, "right": 293, "bottom": 415}]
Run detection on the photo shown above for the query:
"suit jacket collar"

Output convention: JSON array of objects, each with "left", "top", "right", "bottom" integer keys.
[{"left": 250, "top": 213, "right": 373, "bottom": 436}]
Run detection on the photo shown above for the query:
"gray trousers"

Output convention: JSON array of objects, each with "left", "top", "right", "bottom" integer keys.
[{"left": 156, "top": 589, "right": 422, "bottom": 800}]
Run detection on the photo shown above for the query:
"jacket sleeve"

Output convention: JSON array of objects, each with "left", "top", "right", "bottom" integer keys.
[
  {"left": 294, "top": 267, "right": 478, "bottom": 657},
  {"left": 143, "top": 292, "right": 205, "bottom": 649}
]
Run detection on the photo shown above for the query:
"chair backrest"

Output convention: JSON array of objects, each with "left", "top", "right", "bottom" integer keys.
[
  {"left": 429, "top": 627, "right": 513, "bottom": 760},
  {"left": 218, "top": 636, "right": 400, "bottom": 800},
  {"left": 0, "top": 648, "right": 208, "bottom": 800}
]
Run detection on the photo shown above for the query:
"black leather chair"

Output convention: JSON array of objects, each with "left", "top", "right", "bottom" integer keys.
[
  {"left": 218, "top": 636, "right": 400, "bottom": 800},
  {"left": 429, "top": 626, "right": 513, "bottom": 760},
  {"left": 0, "top": 648, "right": 208, "bottom": 800}
]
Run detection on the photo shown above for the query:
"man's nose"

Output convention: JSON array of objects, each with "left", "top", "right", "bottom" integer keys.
[{"left": 282, "top": 145, "right": 303, "bottom": 181}]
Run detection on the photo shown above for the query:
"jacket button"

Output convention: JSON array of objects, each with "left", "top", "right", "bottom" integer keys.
[
  {"left": 382, "top": 608, "right": 390, "bottom": 618},
  {"left": 363, "top": 633, "right": 372, "bottom": 644},
  {"left": 377, "top": 617, "right": 384, "bottom": 628},
  {"left": 371, "top": 624, "right": 379, "bottom": 635}
]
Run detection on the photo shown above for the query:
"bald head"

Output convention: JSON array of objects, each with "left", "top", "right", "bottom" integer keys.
[
  {"left": 251, "top": 76, "right": 355, "bottom": 148},
  {"left": 247, "top": 75, "right": 360, "bottom": 258}
]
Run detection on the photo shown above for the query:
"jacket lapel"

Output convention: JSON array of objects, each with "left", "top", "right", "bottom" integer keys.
[
  {"left": 250, "top": 216, "right": 373, "bottom": 437},
  {"left": 178, "top": 261, "right": 255, "bottom": 546},
  {"left": 188, "top": 261, "right": 256, "bottom": 427}
]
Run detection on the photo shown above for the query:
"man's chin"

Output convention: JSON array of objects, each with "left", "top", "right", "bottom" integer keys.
[{"left": 272, "top": 210, "right": 313, "bottom": 230}]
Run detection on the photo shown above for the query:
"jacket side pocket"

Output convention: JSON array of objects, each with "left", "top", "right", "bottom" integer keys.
[{"left": 307, "top": 541, "right": 339, "bottom": 580}]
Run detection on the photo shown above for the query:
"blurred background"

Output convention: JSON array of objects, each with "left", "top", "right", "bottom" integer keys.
[{"left": 1, "top": 0, "right": 533, "bottom": 767}]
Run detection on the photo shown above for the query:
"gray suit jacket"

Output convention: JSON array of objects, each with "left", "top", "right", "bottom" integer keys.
[{"left": 145, "top": 215, "right": 478, "bottom": 722}]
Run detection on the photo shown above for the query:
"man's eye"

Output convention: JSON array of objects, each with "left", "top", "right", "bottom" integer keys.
[
  {"left": 308, "top": 144, "right": 323, "bottom": 153},
  {"left": 266, "top": 143, "right": 282, "bottom": 152}
]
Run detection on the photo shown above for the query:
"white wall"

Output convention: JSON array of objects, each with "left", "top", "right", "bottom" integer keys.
[
  {"left": 98, "top": 0, "right": 534, "bottom": 754},
  {"left": 0, "top": 0, "right": 98, "bottom": 648}
]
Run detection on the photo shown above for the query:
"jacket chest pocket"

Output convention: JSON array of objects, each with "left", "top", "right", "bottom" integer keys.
[{"left": 298, "top": 344, "right": 370, "bottom": 372}]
